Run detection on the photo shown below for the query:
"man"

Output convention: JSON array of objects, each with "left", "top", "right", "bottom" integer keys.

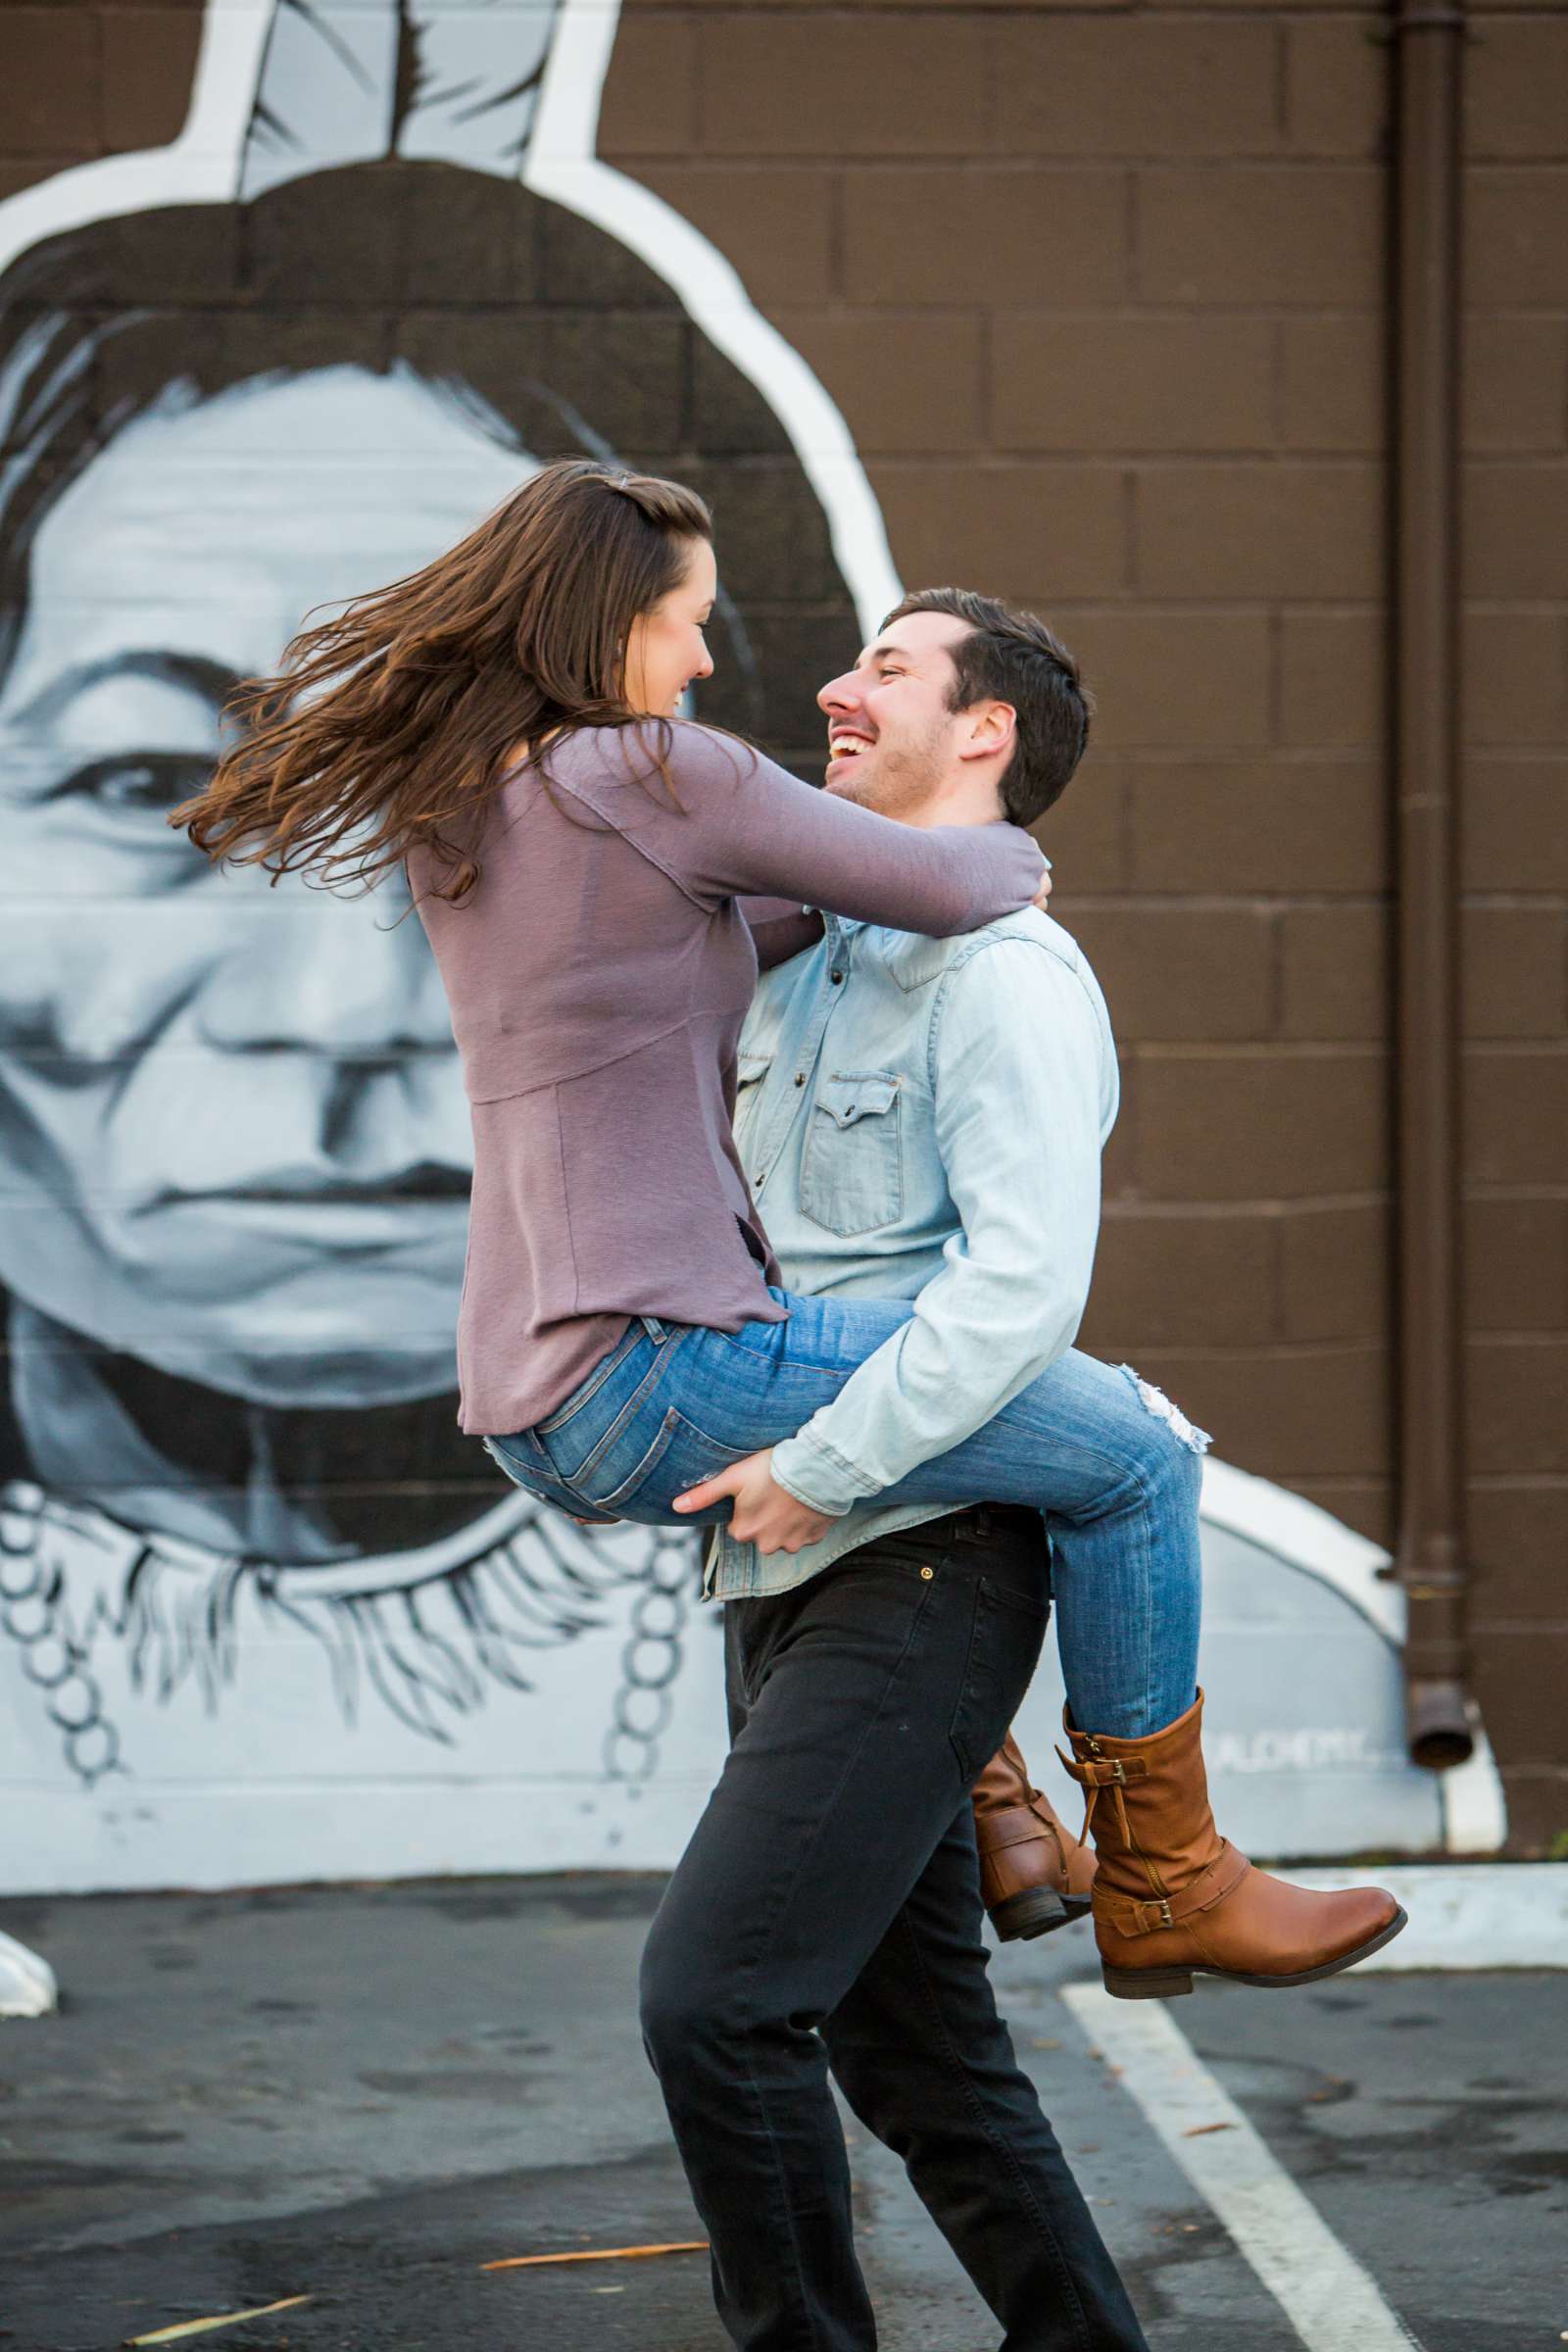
[
  {"left": 736, "top": 594, "right": 1110, "bottom": 1950},
  {"left": 641, "top": 591, "right": 1401, "bottom": 2351},
  {"left": 649, "top": 602, "right": 1142, "bottom": 2352},
  {"left": 646, "top": 594, "right": 1150, "bottom": 2352}
]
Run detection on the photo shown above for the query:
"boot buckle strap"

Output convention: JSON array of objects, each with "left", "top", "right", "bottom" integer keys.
[
  {"left": 1100, "top": 1891, "right": 1175, "bottom": 1936},
  {"left": 1058, "top": 1754, "right": 1149, "bottom": 1789},
  {"left": 1101, "top": 1842, "right": 1250, "bottom": 1937}
]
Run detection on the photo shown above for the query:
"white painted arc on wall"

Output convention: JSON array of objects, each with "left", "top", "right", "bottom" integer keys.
[
  {"left": 1200, "top": 1455, "right": 1403, "bottom": 1645},
  {"left": 1199, "top": 1455, "right": 1508, "bottom": 1855},
  {"left": 1436, "top": 1715, "right": 1508, "bottom": 1856},
  {"left": 0, "top": 3, "right": 270, "bottom": 275},
  {"left": 526, "top": 0, "right": 903, "bottom": 635},
  {"left": 0, "top": 0, "right": 902, "bottom": 640}
]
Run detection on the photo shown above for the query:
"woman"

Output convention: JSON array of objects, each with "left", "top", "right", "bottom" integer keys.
[{"left": 177, "top": 457, "right": 1401, "bottom": 2008}]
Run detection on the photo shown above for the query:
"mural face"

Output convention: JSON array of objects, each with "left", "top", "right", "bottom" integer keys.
[
  {"left": 0, "top": 0, "right": 871, "bottom": 1838},
  {"left": 0, "top": 370, "right": 520, "bottom": 1407}
]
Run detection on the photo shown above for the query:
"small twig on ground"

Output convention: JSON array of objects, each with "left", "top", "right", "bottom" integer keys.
[
  {"left": 483, "top": 2241, "right": 710, "bottom": 2273},
  {"left": 124, "top": 2295, "right": 312, "bottom": 2345}
]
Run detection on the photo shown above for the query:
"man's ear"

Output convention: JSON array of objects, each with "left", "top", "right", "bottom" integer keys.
[{"left": 960, "top": 699, "right": 1017, "bottom": 762}]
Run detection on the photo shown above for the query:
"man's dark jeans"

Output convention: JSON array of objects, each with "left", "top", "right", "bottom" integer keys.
[{"left": 638, "top": 1506, "right": 1149, "bottom": 2352}]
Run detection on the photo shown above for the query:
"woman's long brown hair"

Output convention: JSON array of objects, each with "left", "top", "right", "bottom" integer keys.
[{"left": 172, "top": 459, "right": 713, "bottom": 902}]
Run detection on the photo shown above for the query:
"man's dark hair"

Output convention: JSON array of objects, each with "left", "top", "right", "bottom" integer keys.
[{"left": 883, "top": 586, "right": 1093, "bottom": 826}]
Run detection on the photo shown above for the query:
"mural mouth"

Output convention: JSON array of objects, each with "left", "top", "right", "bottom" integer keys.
[
  {"left": 150, "top": 1177, "right": 473, "bottom": 1249},
  {"left": 166, "top": 1170, "right": 473, "bottom": 1206},
  {"left": 209, "top": 1196, "right": 470, "bottom": 1234}
]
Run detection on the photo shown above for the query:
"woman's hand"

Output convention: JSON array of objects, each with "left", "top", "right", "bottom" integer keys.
[
  {"left": 1031, "top": 858, "right": 1054, "bottom": 913},
  {"left": 673, "top": 1448, "right": 838, "bottom": 1552}
]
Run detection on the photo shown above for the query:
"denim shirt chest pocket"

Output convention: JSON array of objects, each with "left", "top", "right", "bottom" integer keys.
[{"left": 799, "top": 1070, "right": 904, "bottom": 1236}]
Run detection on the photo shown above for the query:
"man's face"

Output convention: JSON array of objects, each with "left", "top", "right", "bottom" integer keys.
[
  {"left": 0, "top": 366, "right": 532, "bottom": 1406},
  {"left": 816, "top": 611, "right": 975, "bottom": 818}
]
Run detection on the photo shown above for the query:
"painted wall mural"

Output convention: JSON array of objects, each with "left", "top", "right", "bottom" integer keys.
[
  {"left": 0, "top": 0, "right": 1502, "bottom": 1893},
  {"left": 0, "top": 0, "right": 889, "bottom": 1879}
]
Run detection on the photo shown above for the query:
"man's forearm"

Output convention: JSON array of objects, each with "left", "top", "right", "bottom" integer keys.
[
  {"left": 769, "top": 939, "right": 1108, "bottom": 1517},
  {"left": 769, "top": 1267, "right": 1085, "bottom": 1517}
]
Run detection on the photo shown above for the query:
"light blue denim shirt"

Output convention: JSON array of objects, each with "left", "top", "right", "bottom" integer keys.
[{"left": 708, "top": 904, "right": 1119, "bottom": 1599}]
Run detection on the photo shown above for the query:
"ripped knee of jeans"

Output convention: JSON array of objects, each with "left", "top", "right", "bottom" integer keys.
[{"left": 1117, "top": 1365, "right": 1212, "bottom": 1457}]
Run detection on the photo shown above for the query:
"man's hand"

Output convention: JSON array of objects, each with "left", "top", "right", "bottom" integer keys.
[
  {"left": 1031, "top": 859, "right": 1054, "bottom": 913},
  {"left": 673, "top": 1447, "right": 838, "bottom": 1552}
]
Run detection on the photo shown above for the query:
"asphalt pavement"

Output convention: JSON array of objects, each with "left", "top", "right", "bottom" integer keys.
[{"left": 0, "top": 1876, "right": 1562, "bottom": 2352}]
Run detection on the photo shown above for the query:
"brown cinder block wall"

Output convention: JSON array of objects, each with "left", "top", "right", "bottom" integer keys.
[
  {"left": 1455, "top": 2, "right": 1568, "bottom": 1850},
  {"left": 600, "top": 0, "right": 1568, "bottom": 1849},
  {"left": 1, "top": 0, "right": 1562, "bottom": 1847}
]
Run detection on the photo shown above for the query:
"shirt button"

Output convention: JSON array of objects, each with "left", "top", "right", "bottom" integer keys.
[
  {"left": 830, "top": 970, "right": 845, "bottom": 984},
  {"left": 794, "top": 1073, "right": 807, "bottom": 1086}
]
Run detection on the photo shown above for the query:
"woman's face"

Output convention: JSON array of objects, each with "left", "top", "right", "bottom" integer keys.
[
  {"left": 0, "top": 365, "right": 533, "bottom": 1406},
  {"left": 623, "top": 535, "right": 717, "bottom": 718}
]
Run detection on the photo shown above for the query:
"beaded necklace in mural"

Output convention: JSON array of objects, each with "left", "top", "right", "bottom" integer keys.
[{"left": 0, "top": 1479, "right": 698, "bottom": 1789}]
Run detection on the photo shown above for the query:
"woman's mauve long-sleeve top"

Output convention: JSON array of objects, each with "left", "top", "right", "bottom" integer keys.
[{"left": 409, "top": 721, "right": 1046, "bottom": 1436}]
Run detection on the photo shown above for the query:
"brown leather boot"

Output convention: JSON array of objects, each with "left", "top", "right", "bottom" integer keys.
[
  {"left": 1059, "top": 1691, "right": 1406, "bottom": 1998},
  {"left": 972, "top": 1732, "right": 1096, "bottom": 1942}
]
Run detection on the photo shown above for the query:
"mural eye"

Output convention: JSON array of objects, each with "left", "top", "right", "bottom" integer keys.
[{"left": 64, "top": 753, "right": 211, "bottom": 816}]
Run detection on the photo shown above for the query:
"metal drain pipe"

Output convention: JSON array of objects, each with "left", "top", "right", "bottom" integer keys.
[{"left": 1389, "top": 0, "right": 1475, "bottom": 1769}]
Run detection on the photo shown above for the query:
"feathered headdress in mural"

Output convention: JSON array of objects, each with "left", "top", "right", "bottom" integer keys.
[{"left": 0, "top": 0, "right": 897, "bottom": 627}]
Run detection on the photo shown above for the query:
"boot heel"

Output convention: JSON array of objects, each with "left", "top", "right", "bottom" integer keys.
[
  {"left": 990, "top": 1886, "right": 1068, "bottom": 1942},
  {"left": 1102, "top": 1964, "right": 1194, "bottom": 2001}
]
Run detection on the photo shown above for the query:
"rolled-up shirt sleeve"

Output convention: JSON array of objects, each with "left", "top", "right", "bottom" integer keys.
[{"left": 768, "top": 939, "right": 1110, "bottom": 1516}]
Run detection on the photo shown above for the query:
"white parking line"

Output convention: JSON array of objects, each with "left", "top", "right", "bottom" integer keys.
[{"left": 1061, "top": 1984, "right": 1425, "bottom": 2352}]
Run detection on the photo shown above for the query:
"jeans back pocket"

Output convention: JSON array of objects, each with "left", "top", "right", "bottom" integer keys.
[
  {"left": 578, "top": 1405, "right": 754, "bottom": 1519},
  {"left": 481, "top": 1434, "right": 622, "bottom": 1525}
]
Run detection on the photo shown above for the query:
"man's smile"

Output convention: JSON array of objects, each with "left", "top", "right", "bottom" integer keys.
[{"left": 827, "top": 728, "right": 875, "bottom": 769}]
